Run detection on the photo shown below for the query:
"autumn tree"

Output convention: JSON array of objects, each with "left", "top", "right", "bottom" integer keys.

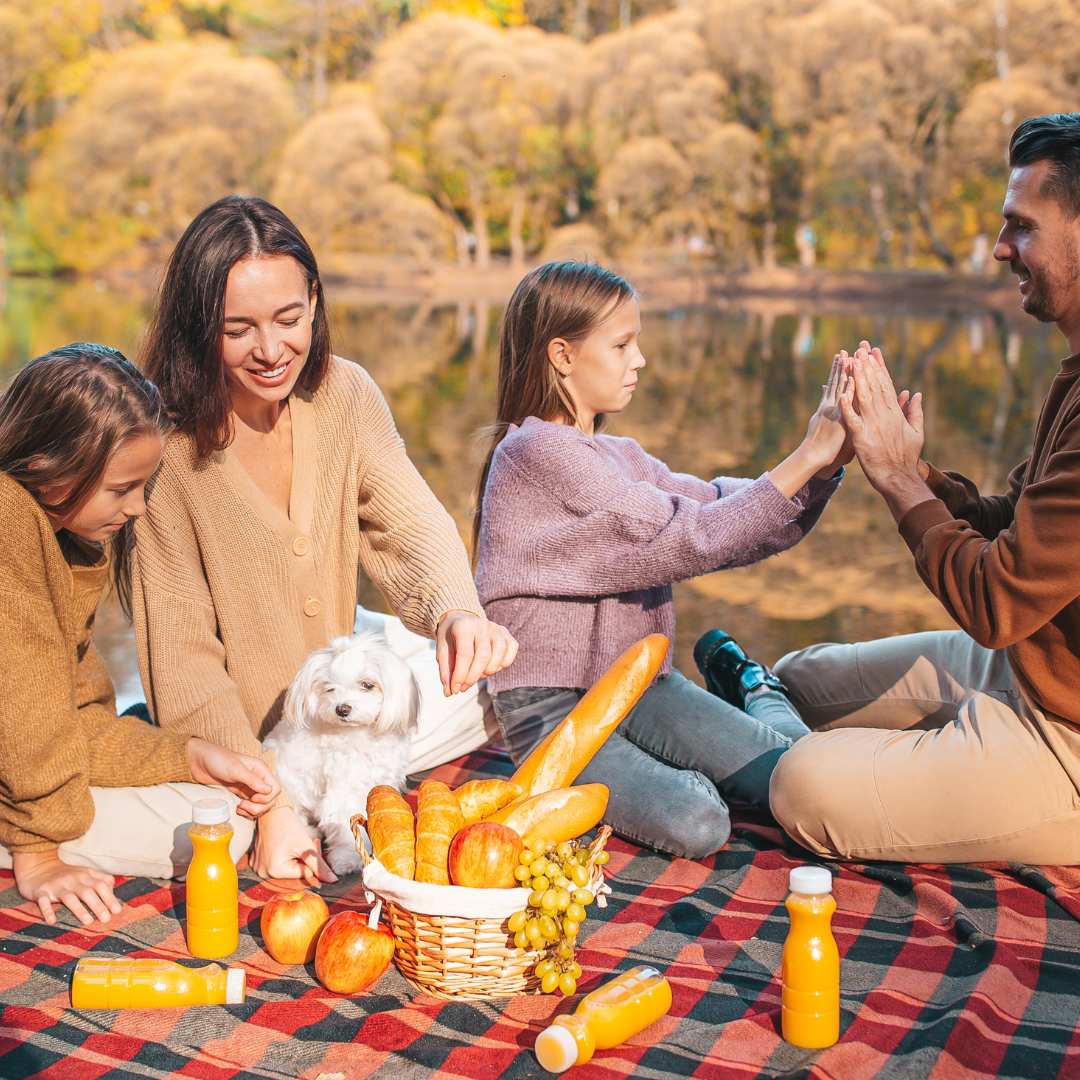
[{"left": 23, "top": 39, "right": 299, "bottom": 272}]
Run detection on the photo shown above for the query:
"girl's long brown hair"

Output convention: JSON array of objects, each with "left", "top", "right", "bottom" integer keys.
[
  {"left": 0, "top": 342, "right": 173, "bottom": 611},
  {"left": 471, "top": 261, "right": 636, "bottom": 562},
  {"left": 141, "top": 195, "right": 332, "bottom": 458}
]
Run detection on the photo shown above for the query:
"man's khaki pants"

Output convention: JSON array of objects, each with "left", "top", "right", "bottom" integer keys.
[{"left": 770, "top": 630, "right": 1080, "bottom": 864}]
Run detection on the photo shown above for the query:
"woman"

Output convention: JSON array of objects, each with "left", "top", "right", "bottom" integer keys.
[
  {"left": 475, "top": 261, "right": 851, "bottom": 859},
  {"left": 130, "top": 196, "right": 516, "bottom": 884},
  {"left": 0, "top": 343, "right": 280, "bottom": 926}
]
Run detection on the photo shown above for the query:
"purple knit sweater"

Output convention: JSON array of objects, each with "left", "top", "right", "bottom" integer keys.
[{"left": 477, "top": 417, "right": 841, "bottom": 693}]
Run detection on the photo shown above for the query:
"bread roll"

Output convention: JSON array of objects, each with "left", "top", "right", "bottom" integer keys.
[
  {"left": 366, "top": 785, "right": 415, "bottom": 880},
  {"left": 454, "top": 779, "right": 522, "bottom": 825},
  {"left": 414, "top": 779, "right": 465, "bottom": 885}
]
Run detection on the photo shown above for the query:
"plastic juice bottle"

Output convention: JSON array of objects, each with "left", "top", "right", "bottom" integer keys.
[
  {"left": 781, "top": 865, "right": 840, "bottom": 1049},
  {"left": 186, "top": 798, "right": 239, "bottom": 959},
  {"left": 534, "top": 966, "right": 672, "bottom": 1073},
  {"left": 71, "top": 957, "right": 246, "bottom": 1008}
]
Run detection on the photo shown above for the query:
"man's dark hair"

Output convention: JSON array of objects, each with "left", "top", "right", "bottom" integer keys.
[{"left": 1009, "top": 113, "right": 1080, "bottom": 218}]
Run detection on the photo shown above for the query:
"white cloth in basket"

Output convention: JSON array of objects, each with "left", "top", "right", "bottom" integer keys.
[{"left": 362, "top": 858, "right": 534, "bottom": 919}]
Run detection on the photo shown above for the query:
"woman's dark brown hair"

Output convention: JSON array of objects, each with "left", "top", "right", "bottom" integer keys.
[
  {"left": 471, "top": 260, "right": 636, "bottom": 561},
  {"left": 0, "top": 342, "right": 173, "bottom": 610},
  {"left": 141, "top": 194, "right": 332, "bottom": 458}
]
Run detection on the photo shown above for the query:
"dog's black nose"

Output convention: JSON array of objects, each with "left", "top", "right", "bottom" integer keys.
[{"left": 335, "top": 703, "right": 352, "bottom": 718}]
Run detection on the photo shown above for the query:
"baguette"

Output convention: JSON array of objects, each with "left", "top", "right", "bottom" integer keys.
[
  {"left": 414, "top": 779, "right": 466, "bottom": 885},
  {"left": 454, "top": 778, "right": 522, "bottom": 825},
  {"left": 507, "top": 635, "right": 668, "bottom": 802},
  {"left": 365, "top": 786, "right": 416, "bottom": 880},
  {"left": 487, "top": 785, "right": 609, "bottom": 851}
]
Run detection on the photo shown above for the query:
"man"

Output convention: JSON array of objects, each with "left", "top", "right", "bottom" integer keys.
[{"left": 770, "top": 113, "right": 1080, "bottom": 864}]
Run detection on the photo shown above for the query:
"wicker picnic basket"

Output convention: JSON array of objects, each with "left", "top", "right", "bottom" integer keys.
[{"left": 350, "top": 815, "right": 611, "bottom": 1000}]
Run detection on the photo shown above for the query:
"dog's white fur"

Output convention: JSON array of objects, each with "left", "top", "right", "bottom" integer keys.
[{"left": 263, "top": 629, "right": 420, "bottom": 873}]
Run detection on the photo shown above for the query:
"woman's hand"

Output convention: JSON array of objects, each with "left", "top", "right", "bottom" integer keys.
[
  {"left": 769, "top": 355, "right": 853, "bottom": 498},
  {"left": 186, "top": 738, "right": 281, "bottom": 819},
  {"left": 250, "top": 806, "right": 336, "bottom": 886},
  {"left": 436, "top": 611, "right": 519, "bottom": 696},
  {"left": 13, "top": 850, "right": 122, "bottom": 926}
]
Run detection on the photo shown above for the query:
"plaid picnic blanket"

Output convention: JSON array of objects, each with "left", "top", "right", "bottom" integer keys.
[{"left": 3, "top": 744, "right": 1080, "bottom": 1080}]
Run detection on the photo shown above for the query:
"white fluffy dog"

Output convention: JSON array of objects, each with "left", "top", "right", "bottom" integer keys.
[{"left": 264, "top": 629, "right": 420, "bottom": 874}]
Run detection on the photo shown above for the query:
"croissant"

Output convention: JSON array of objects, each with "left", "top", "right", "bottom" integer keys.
[
  {"left": 414, "top": 779, "right": 465, "bottom": 885},
  {"left": 366, "top": 785, "right": 415, "bottom": 880},
  {"left": 454, "top": 778, "right": 522, "bottom": 825}
]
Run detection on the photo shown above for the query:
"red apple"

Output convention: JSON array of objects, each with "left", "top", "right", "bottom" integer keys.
[
  {"left": 315, "top": 909, "right": 395, "bottom": 994},
  {"left": 448, "top": 821, "right": 524, "bottom": 889},
  {"left": 260, "top": 889, "right": 330, "bottom": 965}
]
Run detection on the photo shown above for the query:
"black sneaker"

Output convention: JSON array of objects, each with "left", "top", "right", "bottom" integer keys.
[{"left": 694, "top": 629, "right": 790, "bottom": 708}]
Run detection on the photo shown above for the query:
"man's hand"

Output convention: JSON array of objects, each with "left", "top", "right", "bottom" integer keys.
[
  {"left": 840, "top": 343, "right": 935, "bottom": 522},
  {"left": 436, "top": 611, "right": 519, "bottom": 696},
  {"left": 186, "top": 738, "right": 281, "bottom": 819},
  {"left": 13, "top": 850, "right": 122, "bottom": 926},
  {"left": 250, "top": 806, "right": 336, "bottom": 886}
]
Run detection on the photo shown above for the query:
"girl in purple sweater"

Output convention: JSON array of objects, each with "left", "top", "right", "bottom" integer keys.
[{"left": 474, "top": 262, "right": 851, "bottom": 859}]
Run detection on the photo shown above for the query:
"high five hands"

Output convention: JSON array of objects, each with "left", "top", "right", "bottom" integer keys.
[{"left": 836, "top": 340, "right": 934, "bottom": 522}]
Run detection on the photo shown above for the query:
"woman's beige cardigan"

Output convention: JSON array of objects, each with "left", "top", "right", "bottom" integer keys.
[{"left": 130, "top": 358, "right": 483, "bottom": 805}]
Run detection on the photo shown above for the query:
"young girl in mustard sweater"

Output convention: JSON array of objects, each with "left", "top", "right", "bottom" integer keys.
[{"left": 0, "top": 343, "right": 280, "bottom": 927}]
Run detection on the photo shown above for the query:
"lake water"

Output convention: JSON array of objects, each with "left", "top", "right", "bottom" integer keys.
[{"left": 1, "top": 274, "right": 1062, "bottom": 709}]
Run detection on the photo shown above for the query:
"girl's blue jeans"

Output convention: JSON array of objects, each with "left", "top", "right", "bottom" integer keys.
[{"left": 491, "top": 668, "right": 808, "bottom": 860}]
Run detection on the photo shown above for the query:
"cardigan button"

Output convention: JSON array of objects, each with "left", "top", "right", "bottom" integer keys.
[
  {"left": 303, "top": 597, "right": 322, "bottom": 617},
  {"left": 292, "top": 536, "right": 310, "bottom": 557}
]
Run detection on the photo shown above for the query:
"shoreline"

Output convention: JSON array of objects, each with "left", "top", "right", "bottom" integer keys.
[{"left": 4, "top": 261, "right": 1023, "bottom": 317}]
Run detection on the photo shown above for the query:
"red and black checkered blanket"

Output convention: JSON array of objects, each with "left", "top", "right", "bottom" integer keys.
[{"left": 3, "top": 745, "right": 1080, "bottom": 1079}]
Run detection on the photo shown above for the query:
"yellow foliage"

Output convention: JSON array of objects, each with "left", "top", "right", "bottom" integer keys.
[{"left": 23, "top": 40, "right": 299, "bottom": 272}]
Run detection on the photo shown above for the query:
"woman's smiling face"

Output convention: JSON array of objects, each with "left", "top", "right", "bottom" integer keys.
[
  {"left": 221, "top": 255, "right": 316, "bottom": 411},
  {"left": 551, "top": 297, "right": 645, "bottom": 433}
]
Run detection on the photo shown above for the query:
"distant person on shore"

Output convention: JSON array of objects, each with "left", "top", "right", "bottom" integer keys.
[
  {"left": 770, "top": 113, "right": 1080, "bottom": 864},
  {"left": 0, "top": 345, "right": 281, "bottom": 926},
  {"left": 127, "top": 196, "right": 517, "bottom": 886},
  {"left": 474, "top": 261, "right": 851, "bottom": 859}
]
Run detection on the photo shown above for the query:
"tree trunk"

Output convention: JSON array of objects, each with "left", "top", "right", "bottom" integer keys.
[
  {"left": 469, "top": 179, "right": 490, "bottom": 269},
  {"left": 916, "top": 172, "right": 955, "bottom": 268},
  {"left": 509, "top": 187, "right": 526, "bottom": 271}
]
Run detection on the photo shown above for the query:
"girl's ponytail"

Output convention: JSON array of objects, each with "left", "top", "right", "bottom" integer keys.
[{"left": 470, "top": 261, "right": 636, "bottom": 564}]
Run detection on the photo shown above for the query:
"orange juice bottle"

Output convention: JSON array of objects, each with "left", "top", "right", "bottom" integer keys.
[
  {"left": 186, "top": 799, "right": 239, "bottom": 959},
  {"left": 71, "top": 957, "right": 246, "bottom": 1008},
  {"left": 534, "top": 966, "right": 672, "bottom": 1073},
  {"left": 782, "top": 865, "right": 840, "bottom": 1049}
]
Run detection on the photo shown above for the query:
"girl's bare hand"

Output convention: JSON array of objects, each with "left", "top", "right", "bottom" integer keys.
[
  {"left": 436, "top": 612, "right": 519, "bottom": 696},
  {"left": 186, "top": 738, "right": 282, "bottom": 819},
  {"left": 12, "top": 850, "right": 122, "bottom": 926}
]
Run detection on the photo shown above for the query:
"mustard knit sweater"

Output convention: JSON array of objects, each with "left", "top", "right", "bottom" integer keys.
[
  {"left": 0, "top": 472, "right": 192, "bottom": 853},
  {"left": 130, "top": 357, "right": 482, "bottom": 797}
]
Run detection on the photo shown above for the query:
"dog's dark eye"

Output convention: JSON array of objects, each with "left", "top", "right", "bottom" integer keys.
[{"left": 360, "top": 681, "right": 375, "bottom": 691}]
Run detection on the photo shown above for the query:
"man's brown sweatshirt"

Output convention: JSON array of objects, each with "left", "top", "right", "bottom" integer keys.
[{"left": 899, "top": 352, "right": 1080, "bottom": 732}]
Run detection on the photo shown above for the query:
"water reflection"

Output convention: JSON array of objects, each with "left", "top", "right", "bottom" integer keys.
[{"left": 0, "top": 275, "right": 1063, "bottom": 706}]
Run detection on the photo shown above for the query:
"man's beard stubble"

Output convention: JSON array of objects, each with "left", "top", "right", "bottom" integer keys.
[{"left": 1016, "top": 231, "right": 1080, "bottom": 323}]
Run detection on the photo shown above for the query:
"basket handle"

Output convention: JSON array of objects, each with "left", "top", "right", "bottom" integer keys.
[{"left": 350, "top": 813, "right": 373, "bottom": 867}]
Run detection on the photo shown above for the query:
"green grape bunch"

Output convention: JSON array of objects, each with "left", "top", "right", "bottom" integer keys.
[{"left": 507, "top": 835, "right": 611, "bottom": 996}]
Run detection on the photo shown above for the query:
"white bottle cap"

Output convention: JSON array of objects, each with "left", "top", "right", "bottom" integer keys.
[
  {"left": 789, "top": 865, "right": 833, "bottom": 895},
  {"left": 534, "top": 1025, "right": 578, "bottom": 1073},
  {"left": 225, "top": 967, "right": 246, "bottom": 1004},
  {"left": 191, "top": 799, "right": 230, "bottom": 825}
]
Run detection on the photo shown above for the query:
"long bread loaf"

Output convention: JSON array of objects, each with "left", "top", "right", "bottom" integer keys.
[
  {"left": 506, "top": 635, "right": 668, "bottom": 803},
  {"left": 454, "top": 778, "right": 522, "bottom": 825},
  {"left": 414, "top": 779, "right": 465, "bottom": 885},
  {"left": 366, "top": 786, "right": 415, "bottom": 879},
  {"left": 487, "top": 785, "right": 609, "bottom": 851}
]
